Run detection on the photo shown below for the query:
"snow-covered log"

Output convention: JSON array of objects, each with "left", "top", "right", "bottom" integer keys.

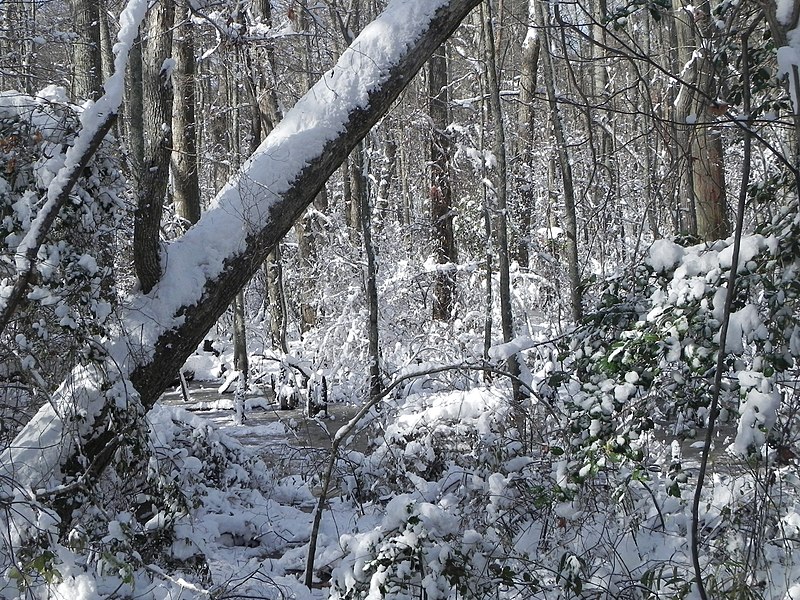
[
  {"left": 1, "top": 0, "right": 481, "bottom": 517},
  {"left": 124, "top": 0, "right": 481, "bottom": 405}
]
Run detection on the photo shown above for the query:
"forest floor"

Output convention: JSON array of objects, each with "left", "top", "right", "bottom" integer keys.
[{"left": 152, "top": 377, "right": 758, "bottom": 599}]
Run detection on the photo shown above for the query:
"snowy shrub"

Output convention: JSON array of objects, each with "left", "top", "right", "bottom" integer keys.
[
  {"left": 0, "top": 88, "right": 125, "bottom": 414},
  {"left": 548, "top": 213, "right": 800, "bottom": 489},
  {"left": 0, "top": 393, "right": 277, "bottom": 598},
  {"left": 331, "top": 387, "right": 549, "bottom": 598},
  {"left": 331, "top": 495, "right": 504, "bottom": 600}
]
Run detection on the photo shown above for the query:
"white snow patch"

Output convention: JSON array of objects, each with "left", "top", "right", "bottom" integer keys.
[{"left": 646, "top": 239, "right": 684, "bottom": 273}]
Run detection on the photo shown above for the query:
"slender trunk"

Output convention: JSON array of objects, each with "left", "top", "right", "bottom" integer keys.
[
  {"left": 481, "top": 79, "right": 493, "bottom": 376},
  {"left": 354, "top": 141, "right": 382, "bottom": 400},
  {"left": 251, "top": 0, "right": 289, "bottom": 352},
  {"left": 536, "top": 0, "right": 582, "bottom": 324},
  {"left": 233, "top": 291, "right": 249, "bottom": 385},
  {"left": 515, "top": 0, "right": 541, "bottom": 268},
  {"left": 266, "top": 247, "right": 289, "bottom": 353},
  {"left": 429, "top": 43, "right": 457, "bottom": 321},
  {"left": 133, "top": 0, "right": 175, "bottom": 293},
  {"left": 375, "top": 130, "right": 397, "bottom": 229},
  {"left": 294, "top": 0, "right": 325, "bottom": 332},
  {"left": 484, "top": 1, "right": 522, "bottom": 415},
  {"left": 172, "top": 0, "right": 201, "bottom": 227}
]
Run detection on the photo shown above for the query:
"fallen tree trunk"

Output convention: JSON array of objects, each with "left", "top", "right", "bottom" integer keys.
[{"left": 1, "top": 0, "right": 481, "bottom": 520}]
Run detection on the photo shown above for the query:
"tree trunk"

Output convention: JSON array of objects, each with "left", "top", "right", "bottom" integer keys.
[
  {"left": 294, "top": 0, "right": 327, "bottom": 332},
  {"left": 375, "top": 129, "right": 397, "bottom": 229},
  {"left": 0, "top": 2, "right": 484, "bottom": 517},
  {"left": 249, "top": 0, "right": 289, "bottom": 353},
  {"left": 133, "top": 0, "right": 175, "bottom": 293},
  {"left": 354, "top": 140, "right": 382, "bottom": 401},
  {"left": 266, "top": 247, "right": 289, "bottom": 353},
  {"left": 515, "top": 0, "right": 541, "bottom": 269},
  {"left": 125, "top": 36, "right": 145, "bottom": 177},
  {"left": 233, "top": 291, "right": 249, "bottom": 385},
  {"left": 172, "top": 0, "right": 201, "bottom": 227},
  {"left": 536, "top": 0, "right": 582, "bottom": 324},
  {"left": 483, "top": 1, "right": 522, "bottom": 412},
  {"left": 71, "top": 0, "right": 103, "bottom": 101},
  {"left": 429, "top": 43, "right": 457, "bottom": 321},
  {"left": 674, "top": 0, "right": 728, "bottom": 241}
]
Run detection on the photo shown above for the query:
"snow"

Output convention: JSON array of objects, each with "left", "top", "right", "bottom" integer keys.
[
  {"left": 646, "top": 238, "right": 684, "bottom": 273},
  {"left": 6, "top": 1, "right": 800, "bottom": 597},
  {"left": 776, "top": 0, "right": 796, "bottom": 25},
  {"left": 488, "top": 335, "right": 536, "bottom": 360},
  {"left": 0, "top": 363, "right": 114, "bottom": 491},
  {"left": 734, "top": 381, "right": 781, "bottom": 454},
  {"left": 718, "top": 234, "right": 767, "bottom": 271},
  {"left": 2, "top": 0, "right": 458, "bottom": 529},
  {"left": 778, "top": 26, "right": 800, "bottom": 114}
]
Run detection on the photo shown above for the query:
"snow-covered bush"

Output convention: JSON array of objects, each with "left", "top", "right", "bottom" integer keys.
[
  {"left": 0, "top": 88, "right": 125, "bottom": 421},
  {"left": 330, "top": 387, "right": 547, "bottom": 598},
  {"left": 0, "top": 400, "right": 276, "bottom": 599},
  {"left": 548, "top": 207, "right": 800, "bottom": 489}
]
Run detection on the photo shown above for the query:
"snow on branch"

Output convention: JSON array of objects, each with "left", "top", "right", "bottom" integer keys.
[{"left": 0, "top": 0, "right": 148, "bottom": 334}]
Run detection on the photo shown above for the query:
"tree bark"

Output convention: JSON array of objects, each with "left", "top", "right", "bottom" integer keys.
[
  {"left": 233, "top": 291, "right": 249, "bottom": 385},
  {"left": 674, "top": 0, "right": 729, "bottom": 241},
  {"left": 375, "top": 129, "right": 397, "bottom": 229},
  {"left": 249, "top": 0, "right": 289, "bottom": 352},
  {"left": 266, "top": 247, "right": 289, "bottom": 353},
  {"left": 294, "top": 0, "right": 327, "bottom": 332},
  {"left": 71, "top": 0, "right": 103, "bottom": 101},
  {"left": 133, "top": 0, "right": 175, "bottom": 293},
  {"left": 429, "top": 43, "right": 457, "bottom": 321},
  {"left": 354, "top": 140, "right": 382, "bottom": 401},
  {"left": 172, "top": 0, "right": 201, "bottom": 227},
  {"left": 125, "top": 36, "right": 145, "bottom": 177}
]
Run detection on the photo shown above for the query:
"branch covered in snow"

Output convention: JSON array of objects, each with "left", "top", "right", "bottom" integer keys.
[
  {"left": 2, "top": 0, "right": 482, "bottom": 525},
  {"left": 0, "top": 0, "right": 148, "bottom": 336}
]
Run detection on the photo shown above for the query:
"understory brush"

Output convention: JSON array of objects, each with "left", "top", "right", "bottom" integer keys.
[{"left": 329, "top": 381, "right": 800, "bottom": 599}]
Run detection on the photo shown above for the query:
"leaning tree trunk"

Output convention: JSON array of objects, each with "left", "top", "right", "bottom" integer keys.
[{"left": 0, "top": 3, "right": 484, "bottom": 527}]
